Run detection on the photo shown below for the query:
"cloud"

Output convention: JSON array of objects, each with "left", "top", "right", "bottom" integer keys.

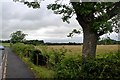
[
  {"left": 1, "top": 0, "right": 118, "bottom": 43},
  {"left": 1, "top": 0, "right": 82, "bottom": 43}
]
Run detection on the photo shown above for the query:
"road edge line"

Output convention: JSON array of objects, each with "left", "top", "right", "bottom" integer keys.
[{"left": 2, "top": 50, "right": 7, "bottom": 79}]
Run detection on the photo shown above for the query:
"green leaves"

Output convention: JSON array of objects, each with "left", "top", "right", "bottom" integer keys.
[
  {"left": 24, "top": 2, "right": 40, "bottom": 8},
  {"left": 55, "top": 56, "right": 82, "bottom": 79},
  {"left": 47, "top": 4, "right": 62, "bottom": 10},
  {"left": 47, "top": 3, "right": 74, "bottom": 23},
  {"left": 13, "top": 0, "right": 40, "bottom": 9},
  {"left": 67, "top": 29, "right": 81, "bottom": 37},
  {"left": 10, "top": 30, "right": 27, "bottom": 43},
  {"left": 55, "top": 52, "right": 120, "bottom": 79},
  {"left": 71, "top": 2, "right": 119, "bottom": 36},
  {"left": 91, "top": 12, "right": 114, "bottom": 35}
]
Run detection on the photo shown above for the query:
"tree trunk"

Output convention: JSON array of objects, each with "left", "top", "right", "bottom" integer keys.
[
  {"left": 71, "top": 2, "right": 98, "bottom": 61},
  {"left": 82, "top": 28, "right": 98, "bottom": 61},
  {"left": 75, "top": 13, "right": 98, "bottom": 61}
]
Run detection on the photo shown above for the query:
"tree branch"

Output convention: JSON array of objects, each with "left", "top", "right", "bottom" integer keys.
[
  {"left": 71, "top": 2, "right": 88, "bottom": 30},
  {"left": 107, "top": 1, "right": 120, "bottom": 19}
]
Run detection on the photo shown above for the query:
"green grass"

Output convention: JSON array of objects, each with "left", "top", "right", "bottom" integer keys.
[
  {"left": 1, "top": 43, "right": 10, "bottom": 47},
  {"left": 21, "top": 57, "right": 55, "bottom": 78}
]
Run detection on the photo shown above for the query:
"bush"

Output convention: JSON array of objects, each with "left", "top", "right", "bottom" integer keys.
[
  {"left": 38, "top": 46, "right": 67, "bottom": 68},
  {"left": 12, "top": 43, "right": 26, "bottom": 55},
  {"left": 23, "top": 44, "right": 35, "bottom": 57},
  {"left": 47, "top": 47, "right": 66, "bottom": 68},
  {"left": 55, "top": 52, "right": 120, "bottom": 79},
  {"left": 11, "top": 43, "right": 35, "bottom": 57},
  {"left": 55, "top": 56, "right": 82, "bottom": 79},
  {"left": 30, "top": 49, "right": 48, "bottom": 66},
  {"left": 12, "top": 43, "right": 48, "bottom": 66}
]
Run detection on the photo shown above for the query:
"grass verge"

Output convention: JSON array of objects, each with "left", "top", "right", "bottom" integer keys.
[{"left": 21, "top": 56, "right": 55, "bottom": 78}]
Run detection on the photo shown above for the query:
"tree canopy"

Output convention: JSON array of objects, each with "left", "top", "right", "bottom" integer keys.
[
  {"left": 10, "top": 30, "right": 27, "bottom": 43},
  {"left": 48, "top": 1, "right": 120, "bottom": 35}
]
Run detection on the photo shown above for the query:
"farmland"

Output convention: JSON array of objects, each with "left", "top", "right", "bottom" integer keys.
[
  {"left": 2, "top": 43, "right": 119, "bottom": 78},
  {"left": 2, "top": 43, "right": 118, "bottom": 56},
  {"left": 37, "top": 45, "right": 118, "bottom": 57}
]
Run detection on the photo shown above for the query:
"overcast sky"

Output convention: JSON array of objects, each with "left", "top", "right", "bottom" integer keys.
[{"left": 0, "top": 0, "right": 119, "bottom": 43}]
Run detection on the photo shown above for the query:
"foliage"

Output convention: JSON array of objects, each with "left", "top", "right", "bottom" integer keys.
[
  {"left": 11, "top": 43, "right": 49, "bottom": 66},
  {"left": 38, "top": 45, "right": 67, "bottom": 68},
  {"left": 21, "top": 57, "right": 55, "bottom": 78},
  {"left": 30, "top": 49, "right": 48, "bottom": 66},
  {"left": 30, "top": 49, "right": 41, "bottom": 64},
  {"left": 11, "top": 43, "right": 35, "bottom": 57},
  {"left": 24, "top": 40, "right": 44, "bottom": 45},
  {"left": 98, "top": 37, "right": 116, "bottom": 45},
  {"left": 55, "top": 52, "right": 120, "bottom": 79},
  {"left": 10, "top": 31, "right": 27, "bottom": 43},
  {"left": 47, "top": 2, "right": 120, "bottom": 35},
  {"left": 55, "top": 56, "right": 82, "bottom": 79},
  {"left": 67, "top": 29, "right": 81, "bottom": 37},
  {"left": 50, "top": 47, "right": 66, "bottom": 65},
  {"left": 11, "top": 43, "right": 55, "bottom": 78}
]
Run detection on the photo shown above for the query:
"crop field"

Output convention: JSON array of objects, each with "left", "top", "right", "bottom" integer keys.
[
  {"left": 37, "top": 45, "right": 118, "bottom": 57},
  {"left": 2, "top": 43, "right": 118, "bottom": 57}
]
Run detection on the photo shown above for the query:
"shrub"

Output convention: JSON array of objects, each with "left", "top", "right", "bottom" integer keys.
[
  {"left": 23, "top": 44, "right": 35, "bottom": 57},
  {"left": 55, "top": 56, "right": 82, "bottom": 79},
  {"left": 12, "top": 43, "right": 48, "bottom": 66},
  {"left": 47, "top": 47, "right": 66, "bottom": 68},
  {"left": 11, "top": 43, "right": 35, "bottom": 57},
  {"left": 55, "top": 52, "right": 120, "bottom": 79},
  {"left": 38, "top": 46, "right": 67, "bottom": 68},
  {"left": 12, "top": 43, "right": 26, "bottom": 55},
  {"left": 30, "top": 49, "right": 48, "bottom": 66}
]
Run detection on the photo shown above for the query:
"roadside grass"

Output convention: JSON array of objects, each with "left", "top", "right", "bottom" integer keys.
[
  {"left": 1, "top": 43, "right": 10, "bottom": 47},
  {"left": 21, "top": 57, "right": 55, "bottom": 78}
]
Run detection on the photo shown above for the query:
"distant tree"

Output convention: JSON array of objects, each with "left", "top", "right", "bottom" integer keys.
[
  {"left": 10, "top": 30, "right": 27, "bottom": 44},
  {"left": 24, "top": 40, "right": 44, "bottom": 45},
  {"left": 98, "top": 37, "right": 119, "bottom": 45},
  {"left": 13, "top": 0, "right": 120, "bottom": 60}
]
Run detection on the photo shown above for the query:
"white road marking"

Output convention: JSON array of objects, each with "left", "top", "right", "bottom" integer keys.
[{"left": 2, "top": 49, "right": 8, "bottom": 79}]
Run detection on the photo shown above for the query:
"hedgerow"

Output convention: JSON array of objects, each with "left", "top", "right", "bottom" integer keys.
[
  {"left": 11, "top": 43, "right": 48, "bottom": 66},
  {"left": 55, "top": 52, "right": 120, "bottom": 79}
]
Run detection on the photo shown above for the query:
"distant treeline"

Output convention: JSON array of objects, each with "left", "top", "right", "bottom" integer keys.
[
  {"left": 0, "top": 40, "right": 10, "bottom": 43},
  {"left": 0, "top": 39, "right": 120, "bottom": 45},
  {"left": 45, "top": 42, "right": 82, "bottom": 45},
  {"left": 23, "top": 40, "right": 44, "bottom": 45},
  {"left": 0, "top": 40, "right": 44, "bottom": 45},
  {"left": 97, "top": 39, "right": 120, "bottom": 45}
]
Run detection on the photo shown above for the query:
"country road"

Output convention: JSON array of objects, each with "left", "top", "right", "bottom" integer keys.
[{"left": 5, "top": 48, "right": 35, "bottom": 78}]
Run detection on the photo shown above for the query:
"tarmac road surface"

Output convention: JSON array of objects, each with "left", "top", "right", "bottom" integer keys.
[{"left": 5, "top": 48, "right": 35, "bottom": 78}]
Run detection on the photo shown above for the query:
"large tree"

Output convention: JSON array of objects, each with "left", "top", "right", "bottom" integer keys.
[
  {"left": 10, "top": 30, "right": 27, "bottom": 43},
  {"left": 13, "top": 0, "right": 120, "bottom": 60}
]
